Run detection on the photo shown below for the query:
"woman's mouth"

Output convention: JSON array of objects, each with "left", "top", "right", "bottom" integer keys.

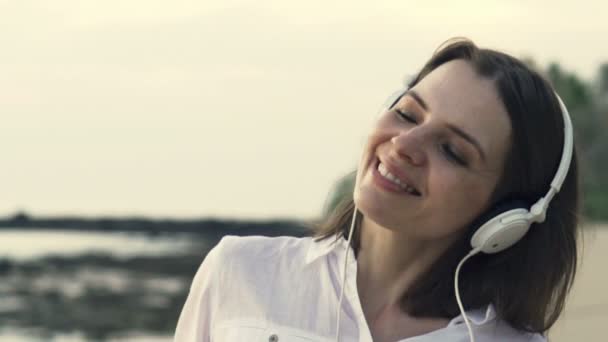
[{"left": 372, "top": 159, "right": 421, "bottom": 196}]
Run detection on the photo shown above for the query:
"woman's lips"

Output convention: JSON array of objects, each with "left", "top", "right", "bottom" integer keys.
[{"left": 371, "top": 158, "right": 421, "bottom": 196}]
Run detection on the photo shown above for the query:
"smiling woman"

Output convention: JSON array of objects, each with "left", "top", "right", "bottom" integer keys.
[
  {"left": 353, "top": 59, "right": 512, "bottom": 245},
  {"left": 174, "top": 38, "right": 580, "bottom": 342}
]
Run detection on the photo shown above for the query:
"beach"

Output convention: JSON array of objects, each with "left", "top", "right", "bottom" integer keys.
[{"left": 549, "top": 224, "right": 608, "bottom": 341}]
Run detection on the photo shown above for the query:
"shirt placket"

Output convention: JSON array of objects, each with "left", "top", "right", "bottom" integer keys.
[{"left": 339, "top": 242, "right": 374, "bottom": 342}]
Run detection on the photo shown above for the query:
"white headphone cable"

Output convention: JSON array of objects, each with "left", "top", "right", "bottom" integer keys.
[
  {"left": 454, "top": 247, "right": 482, "bottom": 342},
  {"left": 335, "top": 205, "right": 358, "bottom": 342},
  {"left": 335, "top": 208, "right": 483, "bottom": 342}
]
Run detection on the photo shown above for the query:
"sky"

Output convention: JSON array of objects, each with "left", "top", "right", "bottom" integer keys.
[{"left": 2, "top": 0, "right": 607, "bottom": 220}]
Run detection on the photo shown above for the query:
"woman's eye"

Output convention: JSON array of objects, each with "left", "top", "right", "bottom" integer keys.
[
  {"left": 395, "top": 109, "right": 417, "bottom": 124},
  {"left": 441, "top": 143, "right": 468, "bottom": 166}
]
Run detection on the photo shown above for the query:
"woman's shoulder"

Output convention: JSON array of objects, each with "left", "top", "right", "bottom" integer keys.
[
  {"left": 213, "top": 234, "right": 314, "bottom": 258},
  {"left": 206, "top": 235, "right": 317, "bottom": 272},
  {"left": 485, "top": 320, "right": 547, "bottom": 342},
  {"left": 452, "top": 305, "right": 548, "bottom": 342},
  {"left": 478, "top": 319, "right": 547, "bottom": 342},
  {"left": 195, "top": 235, "right": 322, "bottom": 305}
]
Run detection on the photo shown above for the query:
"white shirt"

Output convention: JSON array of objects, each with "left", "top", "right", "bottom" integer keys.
[{"left": 174, "top": 235, "right": 547, "bottom": 342}]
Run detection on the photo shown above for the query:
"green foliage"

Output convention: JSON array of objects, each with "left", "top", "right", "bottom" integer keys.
[
  {"left": 322, "top": 171, "right": 356, "bottom": 217},
  {"left": 547, "top": 62, "right": 608, "bottom": 220},
  {"left": 598, "top": 63, "right": 608, "bottom": 96},
  {"left": 585, "top": 186, "right": 608, "bottom": 220}
]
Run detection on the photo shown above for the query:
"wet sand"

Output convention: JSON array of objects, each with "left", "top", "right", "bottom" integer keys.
[{"left": 549, "top": 224, "right": 608, "bottom": 342}]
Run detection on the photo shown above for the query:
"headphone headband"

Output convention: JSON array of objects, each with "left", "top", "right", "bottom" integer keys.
[
  {"left": 528, "top": 92, "right": 573, "bottom": 223},
  {"left": 552, "top": 94, "right": 574, "bottom": 192}
]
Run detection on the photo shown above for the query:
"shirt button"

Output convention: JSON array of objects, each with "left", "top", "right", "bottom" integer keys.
[{"left": 268, "top": 334, "right": 279, "bottom": 342}]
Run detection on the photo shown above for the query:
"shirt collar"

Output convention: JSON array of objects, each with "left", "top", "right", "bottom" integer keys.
[
  {"left": 306, "top": 235, "right": 497, "bottom": 327},
  {"left": 449, "top": 303, "right": 497, "bottom": 326},
  {"left": 305, "top": 235, "right": 346, "bottom": 265}
]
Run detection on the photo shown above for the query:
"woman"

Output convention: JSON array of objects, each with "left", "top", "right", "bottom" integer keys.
[{"left": 174, "top": 38, "right": 580, "bottom": 342}]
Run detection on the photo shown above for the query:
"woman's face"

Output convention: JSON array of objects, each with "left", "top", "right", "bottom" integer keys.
[{"left": 354, "top": 59, "right": 511, "bottom": 241}]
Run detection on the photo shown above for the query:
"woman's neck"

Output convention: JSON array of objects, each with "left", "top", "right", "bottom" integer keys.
[{"left": 355, "top": 215, "right": 458, "bottom": 324}]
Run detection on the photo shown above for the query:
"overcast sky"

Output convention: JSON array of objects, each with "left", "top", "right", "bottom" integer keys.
[{"left": 2, "top": 0, "right": 607, "bottom": 219}]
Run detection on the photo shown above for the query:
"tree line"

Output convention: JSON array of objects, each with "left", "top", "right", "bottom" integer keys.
[{"left": 546, "top": 62, "right": 608, "bottom": 220}]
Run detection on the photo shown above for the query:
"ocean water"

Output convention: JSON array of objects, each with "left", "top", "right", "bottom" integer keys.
[
  {"left": 0, "top": 229, "right": 198, "bottom": 260},
  {"left": 0, "top": 328, "right": 172, "bottom": 342},
  {"left": 0, "top": 228, "right": 211, "bottom": 341}
]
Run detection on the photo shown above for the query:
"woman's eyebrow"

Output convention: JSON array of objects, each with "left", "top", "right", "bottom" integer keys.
[
  {"left": 405, "top": 90, "right": 428, "bottom": 111},
  {"left": 405, "top": 89, "right": 486, "bottom": 162}
]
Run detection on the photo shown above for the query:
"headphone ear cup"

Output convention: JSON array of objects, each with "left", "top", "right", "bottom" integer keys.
[{"left": 470, "top": 201, "right": 532, "bottom": 254}]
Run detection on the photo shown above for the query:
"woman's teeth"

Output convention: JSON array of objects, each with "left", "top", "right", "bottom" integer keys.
[{"left": 377, "top": 162, "right": 419, "bottom": 195}]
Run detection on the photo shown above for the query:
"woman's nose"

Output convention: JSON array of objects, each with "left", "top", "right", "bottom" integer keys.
[{"left": 390, "top": 131, "right": 427, "bottom": 166}]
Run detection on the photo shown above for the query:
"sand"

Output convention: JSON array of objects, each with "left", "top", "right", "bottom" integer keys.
[{"left": 549, "top": 224, "right": 608, "bottom": 342}]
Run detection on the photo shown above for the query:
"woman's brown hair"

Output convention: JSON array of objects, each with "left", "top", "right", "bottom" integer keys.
[{"left": 313, "top": 38, "right": 581, "bottom": 334}]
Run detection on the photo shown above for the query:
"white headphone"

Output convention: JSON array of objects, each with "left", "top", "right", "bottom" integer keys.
[
  {"left": 469, "top": 92, "right": 572, "bottom": 253},
  {"left": 333, "top": 85, "right": 574, "bottom": 342},
  {"left": 381, "top": 86, "right": 574, "bottom": 253}
]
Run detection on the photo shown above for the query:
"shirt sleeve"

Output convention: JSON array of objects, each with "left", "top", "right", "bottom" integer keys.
[{"left": 174, "top": 240, "right": 223, "bottom": 342}]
